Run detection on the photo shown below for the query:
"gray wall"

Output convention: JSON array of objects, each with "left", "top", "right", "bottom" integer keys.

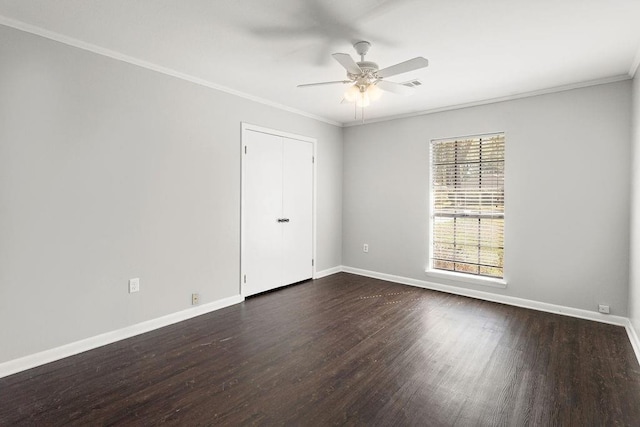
[
  {"left": 630, "top": 75, "right": 640, "bottom": 331},
  {"left": 0, "top": 25, "right": 343, "bottom": 363},
  {"left": 343, "top": 81, "right": 632, "bottom": 315}
]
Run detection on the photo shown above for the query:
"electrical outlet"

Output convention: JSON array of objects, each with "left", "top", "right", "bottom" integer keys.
[
  {"left": 598, "top": 304, "right": 610, "bottom": 314},
  {"left": 363, "top": 244, "right": 369, "bottom": 253},
  {"left": 129, "top": 278, "right": 140, "bottom": 293},
  {"left": 192, "top": 293, "right": 200, "bottom": 305}
]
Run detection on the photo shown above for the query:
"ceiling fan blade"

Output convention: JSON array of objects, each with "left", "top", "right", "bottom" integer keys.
[
  {"left": 377, "top": 57, "right": 429, "bottom": 78},
  {"left": 332, "top": 53, "right": 363, "bottom": 75},
  {"left": 298, "top": 80, "right": 351, "bottom": 87},
  {"left": 375, "top": 80, "right": 415, "bottom": 96}
]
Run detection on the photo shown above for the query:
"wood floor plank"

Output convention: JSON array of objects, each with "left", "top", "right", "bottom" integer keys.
[{"left": 1, "top": 273, "right": 639, "bottom": 425}]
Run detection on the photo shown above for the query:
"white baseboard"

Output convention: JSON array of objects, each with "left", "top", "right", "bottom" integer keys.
[
  {"left": 314, "top": 265, "right": 343, "bottom": 279},
  {"left": 624, "top": 320, "right": 640, "bottom": 366},
  {"left": 0, "top": 294, "right": 244, "bottom": 379},
  {"left": 341, "top": 266, "right": 629, "bottom": 326},
  {"left": 4, "top": 268, "right": 639, "bottom": 379},
  {"left": 341, "top": 266, "right": 640, "bottom": 365}
]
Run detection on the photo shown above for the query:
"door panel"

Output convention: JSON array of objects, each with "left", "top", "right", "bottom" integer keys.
[
  {"left": 243, "top": 131, "right": 283, "bottom": 296},
  {"left": 282, "top": 138, "right": 313, "bottom": 285}
]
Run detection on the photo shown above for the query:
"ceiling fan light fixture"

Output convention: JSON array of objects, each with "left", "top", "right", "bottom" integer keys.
[
  {"left": 344, "top": 85, "right": 360, "bottom": 103},
  {"left": 344, "top": 83, "right": 380, "bottom": 107},
  {"left": 367, "top": 84, "right": 383, "bottom": 101},
  {"left": 355, "top": 91, "right": 370, "bottom": 107},
  {"left": 298, "top": 41, "right": 429, "bottom": 119}
]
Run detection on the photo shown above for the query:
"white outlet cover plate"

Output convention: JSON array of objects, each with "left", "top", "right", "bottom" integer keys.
[{"left": 129, "top": 278, "right": 140, "bottom": 293}]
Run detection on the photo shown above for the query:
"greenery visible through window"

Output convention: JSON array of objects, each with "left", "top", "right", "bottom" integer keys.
[{"left": 430, "top": 133, "right": 505, "bottom": 279}]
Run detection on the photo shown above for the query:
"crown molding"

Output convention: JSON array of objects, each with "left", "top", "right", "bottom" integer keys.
[
  {"left": 2, "top": 15, "right": 636, "bottom": 129},
  {"left": 343, "top": 74, "right": 632, "bottom": 127},
  {"left": 0, "top": 17, "right": 342, "bottom": 127}
]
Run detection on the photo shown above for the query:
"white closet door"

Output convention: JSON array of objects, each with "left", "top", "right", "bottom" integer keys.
[
  {"left": 282, "top": 138, "right": 313, "bottom": 285},
  {"left": 243, "top": 130, "right": 283, "bottom": 296}
]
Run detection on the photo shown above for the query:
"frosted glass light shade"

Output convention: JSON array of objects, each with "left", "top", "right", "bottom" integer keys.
[
  {"left": 344, "top": 85, "right": 360, "bottom": 102},
  {"left": 356, "top": 91, "right": 370, "bottom": 107},
  {"left": 367, "top": 84, "right": 382, "bottom": 101}
]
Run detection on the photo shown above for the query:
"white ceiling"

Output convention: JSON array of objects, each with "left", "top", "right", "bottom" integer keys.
[{"left": 1, "top": 0, "right": 639, "bottom": 125}]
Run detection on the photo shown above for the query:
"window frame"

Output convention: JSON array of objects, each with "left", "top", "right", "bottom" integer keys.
[{"left": 425, "top": 132, "right": 507, "bottom": 288}]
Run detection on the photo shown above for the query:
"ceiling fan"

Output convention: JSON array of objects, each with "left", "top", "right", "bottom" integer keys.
[{"left": 298, "top": 41, "right": 429, "bottom": 114}]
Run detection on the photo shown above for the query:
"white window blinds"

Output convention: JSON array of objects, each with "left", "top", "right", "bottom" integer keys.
[{"left": 430, "top": 133, "right": 505, "bottom": 278}]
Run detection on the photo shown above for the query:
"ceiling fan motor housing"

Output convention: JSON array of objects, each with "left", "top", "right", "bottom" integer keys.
[
  {"left": 357, "top": 61, "right": 378, "bottom": 73},
  {"left": 348, "top": 61, "right": 379, "bottom": 82},
  {"left": 350, "top": 41, "right": 379, "bottom": 82}
]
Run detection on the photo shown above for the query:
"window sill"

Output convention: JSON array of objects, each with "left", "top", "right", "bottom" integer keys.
[{"left": 425, "top": 269, "right": 507, "bottom": 289}]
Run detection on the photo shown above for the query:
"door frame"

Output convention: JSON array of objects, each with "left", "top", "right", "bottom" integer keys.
[{"left": 240, "top": 122, "right": 317, "bottom": 297}]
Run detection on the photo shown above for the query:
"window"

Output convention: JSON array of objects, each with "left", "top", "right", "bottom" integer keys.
[{"left": 429, "top": 133, "right": 505, "bottom": 280}]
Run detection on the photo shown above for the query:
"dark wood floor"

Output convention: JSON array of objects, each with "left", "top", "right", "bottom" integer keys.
[{"left": 1, "top": 273, "right": 640, "bottom": 425}]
